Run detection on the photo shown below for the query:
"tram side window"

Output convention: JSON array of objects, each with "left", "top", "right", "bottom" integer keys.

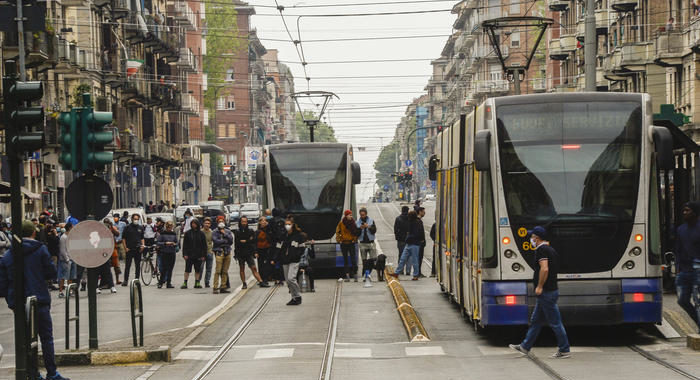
[
  {"left": 649, "top": 160, "right": 662, "bottom": 265},
  {"left": 482, "top": 171, "right": 497, "bottom": 268}
]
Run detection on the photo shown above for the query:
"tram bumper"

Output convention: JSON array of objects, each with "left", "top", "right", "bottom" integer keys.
[
  {"left": 309, "top": 243, "right": 356, "bottom": 270},
  {"left": 480, "top": 279, "right": 662, "bottom": 326}
]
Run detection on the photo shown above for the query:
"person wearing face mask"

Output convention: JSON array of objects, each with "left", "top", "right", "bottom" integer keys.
[
  {"left": 182, "top": 219, "right": 207, "bottom": 289},
  {"left": 234, "top": 217, "right": 268, "bottom": 289},
  {"left": 156, "top": 221, "right": 178, "bottom": 289},
  {"left": 278, "top": 217, "right": 307, "bottom": 305},
  {"left": 202, "top": 218, "right": 214, "bottom": 288},
  {"left": 335, "top": 210, "right": 359, "bottom": 282},
  {"left": 121, "top": 214, "right": 145, "bottom": 286},
  {"left": 113, "top": 214, "right": 127, "bottom": 266},
  {"left": 255, "top": 218, "right": 274, "bottom": 284},
  {"left": 212, "top": 222, "right": 234, "bottom": 294},
  {"left": 510, "top": 226, "right": 570, "bottom": 359}
]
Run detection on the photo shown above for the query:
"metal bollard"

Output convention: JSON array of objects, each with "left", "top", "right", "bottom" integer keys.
[
  {"left": 130, "top": 279, "right": 144, "bottom": 347},
  {"left": 65, "top": 283, "right": 79, "bottom": 350},
  {"left": 25, "top": 296, "right": 38, "bottom": 376}
]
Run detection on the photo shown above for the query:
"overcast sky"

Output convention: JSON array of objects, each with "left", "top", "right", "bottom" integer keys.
[{"left": 249, "top": 0, "right": 455, "bottom": 201}]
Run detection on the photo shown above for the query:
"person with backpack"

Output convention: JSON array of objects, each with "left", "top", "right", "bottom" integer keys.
[
  {"left": 335, "top": 210, "right": 359, "bottom": 282},
  {"left": 389, "top": 210, "right": 424, "bottom": 281},
  {"left": 255, "top": 217, "right": 274, "bottom": 283},
  {"left": 212, "top": 221, "right": 234, "bottom": 294},
  {"left": 270, "top": 208, "right": 287, "bottom": 285},
  {"left": 356, "top": 208, "right": 378, "bottom": 280},
  {"left": 278, "top": 217, "right": 308, "bottom": 305},
  {"left": 298, "top": 244, "right": 316, "bottom": 292}
]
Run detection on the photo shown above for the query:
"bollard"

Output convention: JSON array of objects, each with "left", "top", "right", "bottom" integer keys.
[
  {"left": 25, "top": 296, "right": 39, "bottom": 376},
  {"left": 65, "top": 283, "right": 79, "bottom": 350},
  {"left": 130, "top": 279, "right": 144, "bottom": 347}
]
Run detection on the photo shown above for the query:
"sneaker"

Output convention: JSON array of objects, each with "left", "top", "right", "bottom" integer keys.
[
  {"left": 286, "top": 298, "right": 301, "bottom": 306},
  {"left": 166, "top": 284, "right": 174, "bottom": 289},
  {"left": 58, "top": 292, "right": 65, "bottom": 298},
  {"left": 194, "top": 282, "right": 202, "bottom": 289},
  {"left": 220, "top": 289, "right": 231, "bottom": 294},
  {"left": 509, "top": 344, "right": 529, "bottom": 356},
  {"left": 96, "top": 288, "right": 101, "bottom": 294},
  {"left": 353, "top": 274, "right": 358, "bottom": 283},
  {"left": 180, "top": 283, "right": 188, "bottom": 289},
  {"left": 80, "top": 285, "right": 86, "bottom": 292},
  {"left": 205, "top": 283, "right": 210, "bottom": 288},
  {"left": 258, "top": 282, "right": 270, "bottom": 288},
  {"left": 110, "top": 287, "right": 117, "bottom": 294},
  {"left": 121, "top": 282, "right": 128, "bottom": 287},
  {"left": 242, "top": 283, "right": 248, "bottom": 290},
  {"left": 419, "top": 274, "right": 427, "bottom": 278},
  {"left": 46, "top": 371, "right": 70, "bottom": 380},
  {"left": 157, "top": 283, "right": 162, "bottom": 289},
  {"left": 412, "top": 277, "right": 419, "bottom": 281},
  {"left": 551, "top": 351, "right": 571, "bottom": 359},
  {"left": 213, "top": 289, "right": 219, "bottom": 294}
]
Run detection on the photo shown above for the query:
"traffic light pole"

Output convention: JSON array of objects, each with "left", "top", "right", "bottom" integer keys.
[
  {"left": 15, "top": 0, "right": 26, "bottom": 81},
  {"left": 84, "top": 171, "right": 99, "bottom": 349}
]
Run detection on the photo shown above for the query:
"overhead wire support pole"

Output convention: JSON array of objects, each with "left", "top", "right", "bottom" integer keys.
[
  {"left": 584, "top": 0, "right": 597, "bottom": 91},
  {"left": 15, "top": 0, "right": 26, "bottom": 81}
]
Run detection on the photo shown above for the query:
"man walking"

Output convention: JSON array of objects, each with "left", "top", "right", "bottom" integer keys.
[
  {"left": 121, "top": 214, "right": 145, "bottom": 286},
  {"left": 675, "top": 202, "right": 700, "bottom": 326},
  {"left": 416, "top": 207, "right": 427, "bottom": 277},
  {"left": 510, "top": 226, "right": 570, "bottom": 359},
  {"left": 0, "top": 221, "right": 70, "bottom": 380},
  {"left": 394, "top": 206, "right": 410, "bottom": 268},
  {"left": 356, "top": 208, "right": 378, "bottom": 279}
]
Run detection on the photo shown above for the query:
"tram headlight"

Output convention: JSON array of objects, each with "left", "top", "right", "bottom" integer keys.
[
  {"left": 623, "top": 260, "right": 635, "bottom": 270},
  {"left": 504, "top": 249, "right": 516, "bottom": 259},
  {"left": 511, "top": 263, "right": 524, "bottom": 272},
  {"left": 629, "top": 247, "right": 642, "bottom": 256}
]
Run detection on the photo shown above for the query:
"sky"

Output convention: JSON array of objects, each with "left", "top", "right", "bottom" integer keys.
[{"left": 248, "top": 0, "right": 456, "bottom": 201}]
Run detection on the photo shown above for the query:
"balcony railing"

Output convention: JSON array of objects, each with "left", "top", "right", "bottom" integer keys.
[
  {"left": 548, "top": 0, "right": 568, "bottom": 11},
  {"left": 654, "top": 31, "right": 684, "bottom": 66},
  {"left": 179, "top": 93, "right": 200, "bottom": 115},
  {"left": 611, "top": 0, "right": 638, "bottom": 12},
  {"left": 176, "top": 47, "right": 197, "bottom": 72},
  {"left": 173, "top": 1, "right": 197, "bottom": 30},
  {"left": 475, "top": 80, "right": 509, "bottom": 94},
  {"left": 620, "top": 43, "right": 649, "bottom": 69}
]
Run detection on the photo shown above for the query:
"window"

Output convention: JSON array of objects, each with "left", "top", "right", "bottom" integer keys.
[
  {"left": 217, "top": 97, "right": 225, "bottom": 110},
  {"left": 225, "top": 68, "right": 234, "bottom": 81},
  {"left": 488, "top": 0, "right": 501, "bottom": 19},
  {"left": 489, "top": 64, "right": 502, "bottom": 81},
  {"left": 226, "top": 96, "right": 235, "bottom": 110},
  {"left": 227, "top": 123, "right": 236, "bottom": 136},
  {"left": 217, "top": 123, "right": 227, "bottom": 138},
  {"left": 510, "top": 0, "right": 519, "bottom": 13},
  {"left": 511, "top": 32, "right": 520, "bottom": 48}
]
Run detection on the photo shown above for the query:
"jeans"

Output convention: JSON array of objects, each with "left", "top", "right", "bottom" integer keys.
[
  {"left": 677, "top": 271, "right": 698, "bottom": 324},
  {"left": 37, "top": 305, "right": 57, "bottom": 376},
  {"left": 205, "top": 253, "right": 213, "bottom": 285},
  {"left": 693, "top": 260, "right": 700, "bottom": 329},
  {"left": 340, "top": 243, "right": 357, "bottom": 276},
  {"left": 521, "top": 290, "right": 570, "bottom": 352},
  {"left": 284, "top": 262, "right": 301, "bottom": 299},
  {"left": 124, "top": 249, "right": 141, "bottom": 282},
  {"left": 395, "top": 244, "right": 420, "bottom": 276},
  {"left": 160, "top": 252, "right": 176, "bottom": 285}
]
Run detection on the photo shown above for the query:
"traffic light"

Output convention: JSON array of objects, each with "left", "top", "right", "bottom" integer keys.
[
  {"left": 59, "top": 109, "right": 79, "bottom": 171},
  {"left": 81, "top": 100, "right": 113, "bottom": 170},
  {"left": 405, "top": 171, "right": 413, "bottom": 182},
  {"left": 3, "top": 76, "right": 44, "bottom": 155}
]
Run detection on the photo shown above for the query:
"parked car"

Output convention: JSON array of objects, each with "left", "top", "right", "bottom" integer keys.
[
  {"left": 225, "top": 204, "right": 241, "bottom": 225},
  {"left": 146, "top": 212, "right": 176, "bottom": 225},
  {"left": 239, "top": 203, "right": 261, "bottom": 224},
  {"left": 424, "top": 194, "right": 436, "bottom": 201},
  {"left": 110, "top": 208, "right": 147, "bottom": 225},
  {"left": 174, "top": 205, "right": 204, "bottom": 222}
]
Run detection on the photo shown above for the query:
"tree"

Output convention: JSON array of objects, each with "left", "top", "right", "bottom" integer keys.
[
  {"left": 373, "top": 140, "right": 399, "bottom": 190},
  {"left": 295, "top": 111, "right": 337, "bottom": 143}
]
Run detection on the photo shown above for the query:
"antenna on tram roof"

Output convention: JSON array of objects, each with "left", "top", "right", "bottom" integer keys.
[{"left": 292, "top": 91, "right": 339, "bottom": 143}]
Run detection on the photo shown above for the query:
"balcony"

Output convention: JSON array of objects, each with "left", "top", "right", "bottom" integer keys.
[
  {"left": 111, "top": 0, "right": 130, "bottom": 18},
  {"left": 455, "top": 31, "right": 476, "bottom": 52},
  {"left": 125, "top": 13, "right": 148, "bottom": 42},
  {"left": 654, "top": 31, "right": 684, "bottom": 67},
  {"left": 122, "top": 79, "right": 149, "bottom": 105},
  {"left": 176, "top": 48, "right": 197, "bottom": 72},
  {"left": 179, "top": 93, "right": 200, "bottom": 115},
  {"left": 548, "top": 0, "right": 568, "bottom": 11},
  {"left": 620, "top": 43, "right": 649, "bottom": 71},
  {"left": 549, "top": 38, "right": 569, "bottom": 60},
  {"left": 475, "top": 80, "right": 509, "bottom": 94},
  {"left": 596, "top": 9, "right": 609, "bottom": 31},
  {"left": 62, "top": 0, "right": 88, "bottom": 6},
  {"left": 151, "top": 83, "right": 178, "bottom": 108},
  {"left": 576, "top": 20, "right": 585, "bottom": 42},
  {"left": 560, "top": 34, "right": 577, "bottom": 52},
  {"left": 611, "top": 0, "right": 637, "bottom": 12},
  {"left": 575, "top": 67, "right": 607, "bottom": 90},
  {"left": 173, "top": 1, "right": 197, "bottom": 30}
]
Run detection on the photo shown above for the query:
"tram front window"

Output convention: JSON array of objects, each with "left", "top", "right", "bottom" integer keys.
[{"left": 496, "top": 101, "right": 643, "bottom": 273}]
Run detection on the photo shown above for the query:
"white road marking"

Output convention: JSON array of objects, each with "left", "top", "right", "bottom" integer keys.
[
  {"left": 405, "top": 346, "right": 445, "bottom": 356},
  {"left": 334, "top": 348, "right": 372, "bottom": 358},
  {"left": 254, "top": 348, "right": 295, "bottom": 359},
  {"left": 184, "top": 345, "right": 221, "bottom": 350},
  {"left": 175, "top": 350, "right": 216, "bottom": 361},
  {"left": 477, "top": 346, "right": 515, "bottom": 356},
  {"left": 134, "top": 364, "right": 162, "bottom": 380},
  {"left": 188, "top": 275, "right": 255, "bottom": 327}
]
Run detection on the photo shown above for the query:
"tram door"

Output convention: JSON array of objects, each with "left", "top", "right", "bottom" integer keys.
[{"left": 462, "top": 165, "right": 474, "bottom": 317}]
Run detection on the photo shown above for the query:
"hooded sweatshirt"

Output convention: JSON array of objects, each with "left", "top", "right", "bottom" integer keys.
[
  {"left": 183, "top": 221, "right": 207, "bottom": 260},
  {"left": 0, "top": 239, "right": 56, "bottom": 309},
  {"left": 234, "top": 221, "right": 256, "bottom": 257}
]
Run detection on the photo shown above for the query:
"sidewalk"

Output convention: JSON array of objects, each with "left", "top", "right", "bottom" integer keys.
[{"left": 0, "top": 255, "right": 251, "bottom": 375}]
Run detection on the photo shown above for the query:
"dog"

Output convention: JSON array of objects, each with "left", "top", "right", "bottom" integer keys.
[{"left": 375, "top": 254, "right": 387, "bottom": 281}]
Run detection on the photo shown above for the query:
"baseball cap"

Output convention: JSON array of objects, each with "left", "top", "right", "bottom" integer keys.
[
  {"left": 528, "top": 226, "right": 547, "bottom": 240},
  {"left": 21, "top": 220, "right": 37, "bottom": 238}
]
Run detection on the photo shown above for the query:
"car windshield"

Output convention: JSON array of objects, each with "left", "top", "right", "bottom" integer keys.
[{"left": 241, "top": 204, "right": 258, "bottom": 211}]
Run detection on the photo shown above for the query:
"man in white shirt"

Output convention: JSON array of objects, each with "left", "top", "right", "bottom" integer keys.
[{"left": 144, "top": 217, "right": 157, "bottom": 247}]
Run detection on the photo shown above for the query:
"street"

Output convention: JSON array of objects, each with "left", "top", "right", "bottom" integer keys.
[{"left": 3, "top": 202, "right": 700, "bottom": 380}]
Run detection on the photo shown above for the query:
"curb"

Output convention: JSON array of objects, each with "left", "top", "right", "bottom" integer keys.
[
  {"left": 687, "top": 334, "right": 700, "bottom": 351},
  {"left": 384, "top": 266, "right": 430, "bottom": 342},
  {"left": 51, "top": 346, "right": 170, "bottom": 366}
]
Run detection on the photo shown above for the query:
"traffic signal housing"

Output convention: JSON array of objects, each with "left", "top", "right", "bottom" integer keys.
[
  {"left": 81, "top": 105, "right": 113, "bottom": 170},
  {"left": 59, "top": 109, "right": 79, "bottom": 171},
  {"left": 3, "top": 78, "right": 44, "bottom": 154}
]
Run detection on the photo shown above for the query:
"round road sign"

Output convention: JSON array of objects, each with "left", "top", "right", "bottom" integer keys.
[
  {"left": 67, "top": 220, "right": 115, "bottom": 268},
  {"left": 405, "top": 159, "right": 412, "bottom": 167},
  {"left": 65, "top": 175, "right": 114, "bottom": 221}
]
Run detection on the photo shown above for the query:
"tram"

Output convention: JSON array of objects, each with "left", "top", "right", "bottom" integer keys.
[
  {"left": 255, "top": 143, "right": 361, "bottom": 270},
  {"left": 429, "top": 93, "right": 674, "bottom": 326}
]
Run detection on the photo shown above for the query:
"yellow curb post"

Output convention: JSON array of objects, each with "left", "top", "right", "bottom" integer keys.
[{"left": 384, "top": 266, "right": 430, "bottom": 342}]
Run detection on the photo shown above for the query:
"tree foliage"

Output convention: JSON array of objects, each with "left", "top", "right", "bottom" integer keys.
[
  {"left": 203, "top": 1, "right": 242, "bottom": 113},
  {"left": 373, "top": 140, "right": 399, "bottom": 190},
  {"left": 295, "top": 111, "right": 337, "bottom": 143}
]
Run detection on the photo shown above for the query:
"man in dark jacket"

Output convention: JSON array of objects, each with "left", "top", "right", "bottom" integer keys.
[
  {"left": 674, "top": 201, "right": 700, "bottom": 326},
  {"left": 394, "top": 206, "right": 410, "bottom": 273},
  {"left": 0, "top": 220, "right": 69, "bottom": 380},
  {"left": 212, "top": 222, "right": 234, "bottom": 294},
  {"left": 156, "top": 221, "right": 178, "bottom": 289},
  {"left": 121, "top": 214, "right": 145, "bottom": 286},
  {"left": 269, "top": 208, "right": 287, "bottom": 284},
  {"left": 234, "top": 217, "right": 268, "bottom": 289},
  {"left": 182, "top": 219, "right": 207, "bottom": 289}
]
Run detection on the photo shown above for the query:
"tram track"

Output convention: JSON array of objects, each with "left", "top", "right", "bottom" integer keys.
[
  {"left": 629, "top": 345, "right": 700, "bottom": 380},
  {"left": 190, "top": 280, "right": 344, "bottom": 380}
]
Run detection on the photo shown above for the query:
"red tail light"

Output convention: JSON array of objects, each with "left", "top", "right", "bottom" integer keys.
[
  {"left": 632, "top": 293, "right": 644, "bottom": 302},
  {"left": 505, "top": 295, "right": 516, "bottom": 305}
]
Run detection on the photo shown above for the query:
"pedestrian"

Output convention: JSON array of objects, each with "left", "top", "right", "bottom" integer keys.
[
  {"left": 121, "top": 213, "right": 145, "bottom": 286},
  {"left": 335, "top": 209, "right": 359, "bottom": 282},
  {"left": 0, "top": 223, "right": 11, "bottom": 257},
  {"left": 356, "top": 207, "right": 378, "bottom": 280},
  {"left": 113, "top": 214, "right": 127, "bottom": 284},
  {"left": 121, "top": 211, "right": 129, "bottom": 223},
  {"left": 263, "top": 209, "right": 272, "bottom": 219},
  {"left": 270, "top": 208, "right": 287, "bottom": 285},
  {"left": 278, "top": 217, "right": 308, "bottom": 305},
  {"left": 416, "top": 206, "right": 427, "bottom": 278},
  {"left": 57, "top": 223, "right": 76, "bottom": 298},
  {"left": 97, "top": 219, "right": 117, "bottom": 293},
  {"left": 0, "top": 220, "right": 70, "bottom": 380},
  {"left": 389, "top": 210, "right": 424, "bottom": 280},
  {"left": 234, "top": 217, "right": 268, "bottom": 288},
  {"left": 394, "top": 206, "right": 410, "bottom": 274},
  {"left": 674, "top": 202, "right": 700, "bottom": 326},
  {"left": 413, "top": 199, "right": 421, "bottom": 212},
  {"left": 430, "top": 222, "right": 436, "bottom": 277},
  {"left": 212, "top": 221, "right": 234, "bottom": 294},
  {"left": 298, "top": 244, "right": 316, "bottom": 292},
  {"left": 156, "top": 221, "right": 178, "bottom": 289},
  {"left": 182, "top": 209, "right": 195, "bottom": 234},
  {"left": 46, "top": 222, "right": 60, "bottom": 283},
  {"left": 102, "top": 218, "right": 120, "bottom": 292},
  {"left": 202, "top": 218, "right": 214, "bottom": 288},
  {"left": 254, "top": 217, "right": 274, "bottom": 283},
  {"left": 144, "top": 217, "right": 157, "bottom": 247},
  {"left": 509, "top": 226, "right": 570, "bottom": 359},
  {"left": 181, "top": 219, "right": 206, "bottom": 289}
]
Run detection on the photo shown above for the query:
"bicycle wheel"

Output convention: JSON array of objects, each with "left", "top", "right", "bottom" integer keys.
[
  {"left": 140, "top": 259, "right": 153, "bottom": 286},
  {"left": 152, "top": 260, "right": 160, "bottom": 283}
]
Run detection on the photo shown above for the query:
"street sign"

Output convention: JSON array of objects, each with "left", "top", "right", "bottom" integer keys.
[
  {"left": 383, "top": 184, "right": 389, "bottom": 191},
  {"left": 405, "top": 159, "right": 412, "bottom": 167},
  {"left": 67, "top": 221, "right": 115, "bottom": 268},
  {"left": 66, "top": 175, "right": 114, "bottom": 221}
]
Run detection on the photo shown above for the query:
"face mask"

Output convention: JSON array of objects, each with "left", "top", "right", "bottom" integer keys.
[
  {"left": 285, "top": 225, "right": 292, "bottom": 231},
  {"left": 132, "top": 220, "right": 139, "bottom": 225},
  {"left": 530, "top": 238, "right": 537, "bottom": 248},
  {"left": 218, "top": 223, "right": 225, "bottom": 229},
  {"left": 266, "top": 216, "right": 272, "bottom": 220}
]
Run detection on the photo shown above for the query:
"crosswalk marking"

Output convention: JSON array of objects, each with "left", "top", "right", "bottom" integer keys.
[
  {"left": 405, "top": 346, "right": 445, "bottom": 356},
  {"left": 175, "top": 350, "right": 216, "bottom": 361},
  {"left": 254, "top": 348, "right": 295, "bottom": 359},
  {"left": 334, "top": 348, "right": 372, "bottom": 358}
]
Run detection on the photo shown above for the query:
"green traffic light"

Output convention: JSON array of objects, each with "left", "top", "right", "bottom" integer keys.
[
  {"left": 58, "top": 109, "right": 80, "bottom": 171},
  {"left": 79, "top": 94, "right": 114, "bottom": 171}
]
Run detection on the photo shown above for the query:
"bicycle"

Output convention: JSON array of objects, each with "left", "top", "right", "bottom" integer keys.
[{"left": 140, "top": 245, "right": 160, "bottom": 286}]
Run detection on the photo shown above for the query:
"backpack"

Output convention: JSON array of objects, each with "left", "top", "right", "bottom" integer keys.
[{"left": 271, "top": 217, "right": 286, "bottom": 243}]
